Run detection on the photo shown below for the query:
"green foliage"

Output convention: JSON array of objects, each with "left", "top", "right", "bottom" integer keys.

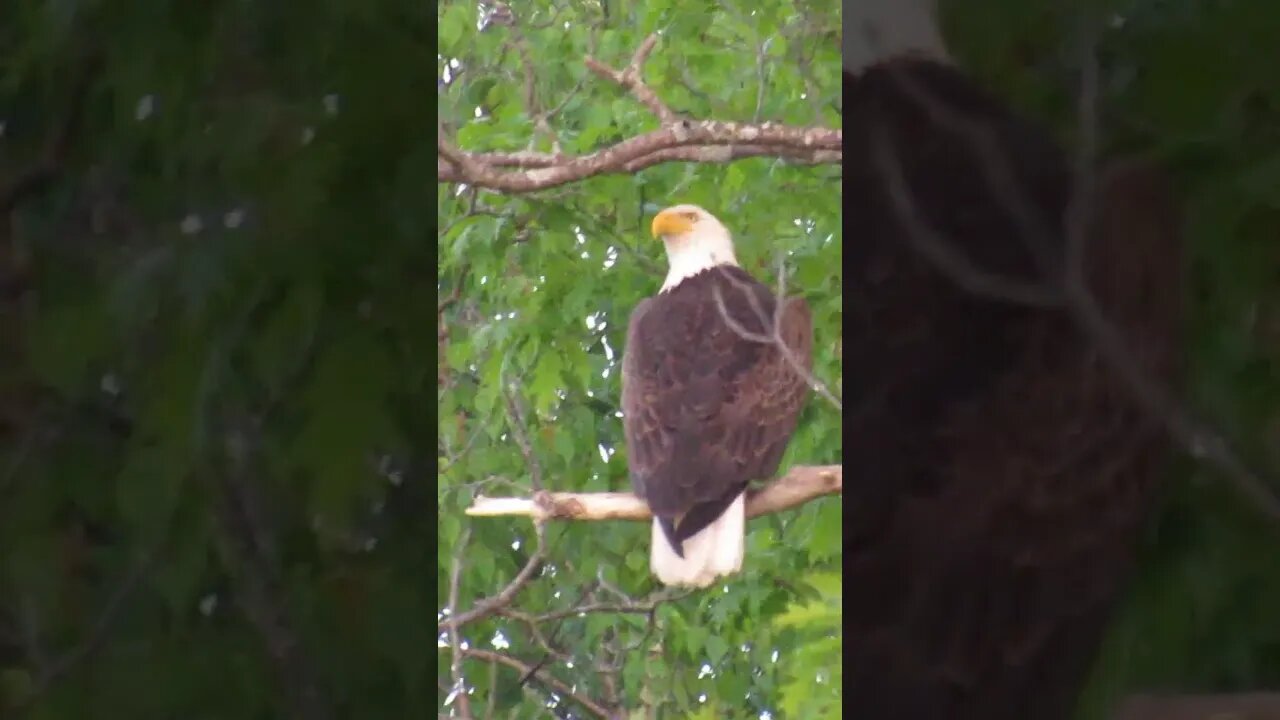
[
  {"left": 438, "top": 0, "right": 841, "bottom": 716},
  {"left": 2, "top": 0, "right": 433, "bottom": 716},
  {"left": 774, "top": 571, "right": 842, "bottom": 718},
  {"left": 1, "top": 0, "right": 1276, "bottom": 718}
]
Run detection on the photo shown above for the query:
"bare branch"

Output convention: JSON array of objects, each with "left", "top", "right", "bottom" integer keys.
[
  {"left": 451, "top": 145, "right": 841, "bottom": 172},
  {"left": 443, "top": 520, "right": 548, "bottom": 630},
  {"left": 7, "top": 546, "right": 164, "bottom": 717},
  {"left": 874, "top": 52, "right": 1280, "bottom": 524},
  {"left": 211, "top": 427, "right": 331, "bottom": 720},
  {"left": 868, "top": 124, "right": 1063, "bottom": 308},
  {"left": 523, "top": 591, "right": 693, "bottom": 626},
  {"left": 1063, "top": 25, "right": 1102, "bottom": 291},
  {"left": 495, "top": 608, "right": 574, "bottom": 664},
  {"left": 464, "top": 464, "right": 841, "bottom": 521},
  {"left": 439, "top": 34, "right": 840, "bottom": 193},
  {"left": 584, "top": 34, "right": 677, "bottom": 124},
  {"left": 445, "top": 527, "right": 474, "bottom": 719},
  {"left": 439, "top": 120, "right": 840, "bottom": 194}
]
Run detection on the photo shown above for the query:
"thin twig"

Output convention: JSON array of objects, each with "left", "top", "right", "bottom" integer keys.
[
  {"left": 502, "top": 386, "right": 544, "bottom": 491},
  {"left": 461, "top": 648, "right": 612, "bottom": 719},
  {"left": 584, "top": 34, "right": 678, "bottom": 124},
  {"left": 875, "top": 36, "right": 1280, "bottom": 524},
  {"left": 710, "top": 263, "right": 843, "bottom": 410},
  {"left": 445, "top": 527, "right": 474, "bottom": 718},
  {"left": 869, "top": 123, "right": 1063, "bottom": 308},
  {"left": 444, "top": 520, "right": 548, "bottom": 629},
  {"left": 1064, "top": 22, "right": 1101, "bottom": 292},
  {"left": 211, "top": 425, "right": 332, "bottom": 720}
]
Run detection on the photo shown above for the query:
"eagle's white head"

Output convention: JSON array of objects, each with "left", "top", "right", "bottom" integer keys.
[{"left": 650, "top": 204, "right": 740, "bottom": 293}]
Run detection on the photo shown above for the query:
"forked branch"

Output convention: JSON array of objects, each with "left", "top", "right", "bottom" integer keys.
[{"left": 439, "top": 31, "right": 840, "bottom": 193}]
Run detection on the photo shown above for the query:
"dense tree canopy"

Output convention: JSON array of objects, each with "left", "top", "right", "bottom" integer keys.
[
  {"left": 438, "top": 1, "right": 843, "bottom": 717},
  {"left": 925, "top": 2, "right": 1280, "bottom": 717},
  {"left": 0, "top": 0, "right": 1278, "bottom": 719},
  {"left": 438, "top": 0, "right": 1280, "bottom": 717}
]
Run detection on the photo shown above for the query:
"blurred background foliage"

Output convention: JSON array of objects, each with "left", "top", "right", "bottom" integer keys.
[
  {"left": 2, "top": 0, "right": 434, "bottom": 717},
  {"left": 938, "top": 0, "right": 1280, "bottom": 717},
  {"left": 0, "top": 0, "right": 1275, "bottom": 718}
]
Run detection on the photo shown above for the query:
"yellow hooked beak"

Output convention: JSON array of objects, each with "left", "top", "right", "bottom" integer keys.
[{"left": 650, "top": 208, "right": 695, "bottom": 239}]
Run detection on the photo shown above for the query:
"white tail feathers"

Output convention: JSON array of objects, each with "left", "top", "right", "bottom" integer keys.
[{"left": 650, "top": 493, "right": 746, "bottom": 588}]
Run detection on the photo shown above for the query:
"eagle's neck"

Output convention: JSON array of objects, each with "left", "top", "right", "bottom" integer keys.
[
  {"left": 843, "top": 0, "right": 949, "bottom": 75},
  {"left": 661, "top": 232, "right": 739, "bottom": 293}
]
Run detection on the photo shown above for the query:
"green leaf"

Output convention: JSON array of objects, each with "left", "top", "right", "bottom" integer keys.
[
  {"left": 530, "top": 350, "right": 565, "bottom": 414},
  {"left": 438, "top": 4, "right": 470, "bottom": 51},
  {"left": 251, "top": 280, "right": 323, "bottom": 392},
  {"left": 292, "top": 328, "right": 399, "bottom": 533},
  {"left": 115, "top": 446, "right": 187, "bottom": 542},
  {"left": 703, "top": 634, "right": 728, "bottom": 666},
  {"left": 808, "top": 501, "right": 842, "bottom": 561},
  {"left": 23, "top": 298, "right": 112, "bottom": 394}
]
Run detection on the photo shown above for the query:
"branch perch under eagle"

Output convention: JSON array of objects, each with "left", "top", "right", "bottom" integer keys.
[
  {"left": 446, "top": 1, "right": 1280, "bottom": 717},
  {"left": 465, "top": 465, "right": 841, "bottom": 521}
]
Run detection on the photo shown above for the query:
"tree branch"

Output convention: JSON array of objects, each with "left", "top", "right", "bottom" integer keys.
[
  {"left": 444, "top": 527, "right": 475, "bottom": 719},
  {"left": 710, "top": 260, "right": 844, "bottom": 410},
  {"left": 583, "top": 34, "right": 677, "bottom": 124},
  {"left": 438, "top": 32, "right": 840, "bottom": 193},
  {"left": 872, "top": 46, "right": 1280, "bottom": 525},
  {"left": 442, "top": 521, "right": 547, "bottom": 630},
  {"left": 464, "top": 464, "right": 841, "bottom": 521},
  {"left": 210, "top": 425, "right": 331, "bottom": 720},
  {"left": 6, "top": 545, "right": 165, "bottom": 717},
  {"left": 460, "top": 648, "right": 612, "bottom": 719}
]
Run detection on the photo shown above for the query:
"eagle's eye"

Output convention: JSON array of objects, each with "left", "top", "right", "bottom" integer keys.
[{"left": 683, "top": 212, "right": 698, "bottom": 221}]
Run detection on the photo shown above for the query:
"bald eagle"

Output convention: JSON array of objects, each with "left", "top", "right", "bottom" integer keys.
[
  {"left": 621, "top": 204, "right": 813, "bottom": 588},
  {"left": 840, "top": 1, "right": 1183, "bottom": 719}
]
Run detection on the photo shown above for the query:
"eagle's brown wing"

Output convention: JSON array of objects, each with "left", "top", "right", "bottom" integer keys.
[
  {"left": 621, "top": 267, "right": 813, "bottom": 550},
  {"left": 842, "top": 58, "right": 1183, "bottom": 720}
]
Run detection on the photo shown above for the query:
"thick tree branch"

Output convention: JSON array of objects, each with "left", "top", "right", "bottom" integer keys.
[
  {"left": 464, "top": 464, "right": 840, "bottom": 521},
  {"left": 438, "top": 122, "right": 840, "bottom": 194},
  {"left": 438, "top": 32, "right": 840, "bottom": 193}
]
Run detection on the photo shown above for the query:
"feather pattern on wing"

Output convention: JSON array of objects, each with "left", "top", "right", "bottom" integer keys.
[
  {"left": 621, "top": 265, "right": 813, "bottom": 555},
  {"left": 840, "top": 58, "right": 1183, "bottom": 720}
]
